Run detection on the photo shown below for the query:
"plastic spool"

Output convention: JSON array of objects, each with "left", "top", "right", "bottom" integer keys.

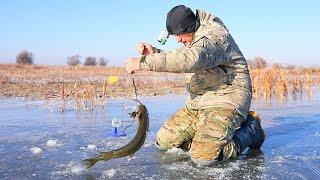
[
  {"left": 107, "top": 118, "right": 126, "bottom": 137},
  {"left": 111, "top": 118, "right": 122, "bottom": 128}
]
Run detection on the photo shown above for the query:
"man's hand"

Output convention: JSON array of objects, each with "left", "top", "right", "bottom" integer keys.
[
  {"left": 125, "top": 57, "right": 140, "bottom": 74},
  {"left": 136, "top": 42, "right": 155, "bottom": 56}
]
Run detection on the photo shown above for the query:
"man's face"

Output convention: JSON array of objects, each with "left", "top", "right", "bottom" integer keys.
[{"left": 174, "top": 32, "right": 194, "bottom": 46}]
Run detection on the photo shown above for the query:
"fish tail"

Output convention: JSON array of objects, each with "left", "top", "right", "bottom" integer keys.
[{"left": 81, "top": 158, "right": 99, "bottom": 169}]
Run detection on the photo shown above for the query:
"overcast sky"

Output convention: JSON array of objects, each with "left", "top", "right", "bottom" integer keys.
[{"left": 1, "top": 0, "right": 319, "bottom": 66}]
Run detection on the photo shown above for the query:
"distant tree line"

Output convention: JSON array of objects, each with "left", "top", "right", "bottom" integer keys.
[
  {"left": 67, "top": 54, "right": 109, "bottom": 66},
  {"left": 14, "top": 50, "right": 110, "bottom": 66},
  {"left": 247, "top": 56, "right": 268, "bottom": 69},
  {"left": 247, "top": 56, "right": 299, "bottom": 70},
  {"left": 14, "top": 50, "right": 297, "bottom": 70}
]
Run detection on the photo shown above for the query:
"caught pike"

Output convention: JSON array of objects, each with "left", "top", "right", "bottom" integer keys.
[{"left": 81, "top": 100, "right": 149, "bottom": 168}]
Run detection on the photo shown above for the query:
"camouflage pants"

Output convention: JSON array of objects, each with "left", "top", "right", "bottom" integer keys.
[{"left": 156, "top": 107, "right": 245, "bottom": 163}]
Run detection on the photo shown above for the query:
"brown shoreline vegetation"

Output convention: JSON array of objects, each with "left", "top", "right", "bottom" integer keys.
[
  {"left": 0, "top": 64, "right": 186, "bottom": 112},
  {"left": 1, "top": 63, "right": 319, "bottom": 111},
  {"left": 250, "top": 65, "right": 319, "bottom": 101}
]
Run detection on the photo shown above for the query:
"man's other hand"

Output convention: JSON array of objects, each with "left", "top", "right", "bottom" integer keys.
[
  {"left": 136, "top": 42, "right": 155, "bottom": 56},
  {"left": 125, "top": 57, "right": 140, "bottom": 74}
]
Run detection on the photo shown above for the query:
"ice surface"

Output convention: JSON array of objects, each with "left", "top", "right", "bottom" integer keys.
[{"left": 1, "top": 94, "right": 320, "bottom": 179}]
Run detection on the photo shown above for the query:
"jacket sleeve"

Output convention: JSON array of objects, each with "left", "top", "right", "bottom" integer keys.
[{"left": 139, "top": 38, "right": 231, "bottom": 73}]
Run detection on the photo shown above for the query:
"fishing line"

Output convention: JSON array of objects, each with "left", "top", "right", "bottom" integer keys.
[
  {"left": 122, "top": 119, "right": 135, "bottom": 134},
  {"left": 132, "top": 77, "right": 138, "bottom": 100},
  {"left": 122, "top": 77, "right": 139, "bottom": 134}
]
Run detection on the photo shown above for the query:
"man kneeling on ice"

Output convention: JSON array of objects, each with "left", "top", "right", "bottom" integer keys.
[{"left": 126, "top": 5, "right": 265, "bottom": 165}]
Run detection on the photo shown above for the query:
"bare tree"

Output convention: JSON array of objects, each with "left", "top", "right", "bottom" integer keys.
[
  {"left": 16, "top": 50, "right": 34, "bottom": 65},
  {"left": 285, "top": 65, "right": 296, "bottom": 70},
  {"left": 67, "top": 55, "right": 81, "bottom": 66},
  {"left": 99, "top": 57, "right": 109, "bottom": 66},
  {"left": 248, "top": 56, "right": 267, "bottom": 69},
  {"left": 272, "top": 63, "right": 283, "bottom": 69},
  {"left": 84, "top": 56, "right": 97, "bottom": 66}
]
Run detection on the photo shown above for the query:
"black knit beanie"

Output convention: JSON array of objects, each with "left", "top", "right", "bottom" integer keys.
[{"left": 166, "top": 5, "right": 199, "bottom": 35}]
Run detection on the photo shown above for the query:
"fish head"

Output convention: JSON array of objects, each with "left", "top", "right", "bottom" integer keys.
[
  {"left": 136, "top": 104, "right": 148, "bottom": 115},
  {"left": 129, "top": 104, "right": 148, "bottom": 120}
]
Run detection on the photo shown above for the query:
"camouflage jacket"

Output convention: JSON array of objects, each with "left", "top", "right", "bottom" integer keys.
[{"left": 140, "top": 10, "right": 252, "bottom": 119}]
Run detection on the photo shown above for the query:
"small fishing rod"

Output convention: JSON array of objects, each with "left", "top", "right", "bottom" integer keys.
[{"left": 122, "top": 77, "right": 142, "bottom": 134}]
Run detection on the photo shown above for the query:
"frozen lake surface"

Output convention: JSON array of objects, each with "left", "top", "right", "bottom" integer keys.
[{"left": 1, "top": 92, "right": 320, "bottom": 179}]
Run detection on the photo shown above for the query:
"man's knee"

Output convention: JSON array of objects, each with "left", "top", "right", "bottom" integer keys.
[
  {"left": 189, "top": 140, "right": 237, "bottom": 166},
  {"left": 156, "top": 107, "right": 196, "bottom": 150},
  {"left": 156, "top": 127, "right": 175, "bottom": 149},
  {"left": 189, "top": 108, "right": 240, "bottom": 165},
  {"left": 189, "top": 140, "right": 222, "bottom": 165},
  {"left": 156, "top": 126, "right": 193, "bottom": 150}
]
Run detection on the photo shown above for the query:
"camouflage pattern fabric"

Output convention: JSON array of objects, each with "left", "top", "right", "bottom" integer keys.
[
  {"left": 140, "top": 10, "right": 252, "bottom": 119},
  {"left": 156, "top": 107, "right": 245, "bottom": 161}
]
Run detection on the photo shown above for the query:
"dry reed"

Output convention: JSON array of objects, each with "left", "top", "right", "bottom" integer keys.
[
  {"left": 0, "top": 64, "right": 319, "bottom": 113},
  {"left": 249, "top": 65, "right": 316, "bottom": 101}
]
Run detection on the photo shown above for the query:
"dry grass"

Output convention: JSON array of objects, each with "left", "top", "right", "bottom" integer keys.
[
  {"left": 1, "top": 64, "right": 319, "bottom": 112},
  {"left": 249, "top": 65, "right": 319, "bottom": 101},
  {"left": 0, "top": 64, "right": 186, "bottom": 112}
]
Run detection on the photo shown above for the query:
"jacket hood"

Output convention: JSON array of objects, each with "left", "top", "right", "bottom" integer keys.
[{"left": 192, "top": 10, "right": 218, "bottom": 45}]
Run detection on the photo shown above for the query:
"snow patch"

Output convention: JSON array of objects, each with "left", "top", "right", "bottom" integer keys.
[
  {"left": 102, "top": 169, "right": 117, "bottom": 178},
  {"left": 87, "top": 144, "right": 97, "bottom": 151},
  {"left": 202, "top": 161, "right": 242, "bottom": 180},
  {"left": 166, "top": 147, "right": 190, "bottom": 157},
  {"left": 51, "top": 162, "right": 87, "bottom": 176},
  {"left": 127, "top": 155, "right": 136, "bottom": 162},
  {"left": 273, "top": 156, "right": 286, "bottom": 164},
  {"left": 47, "top": 140, "right": 61, "bottom": 148},
  {"left": 66, "top": 151, "right": 72, "bottom": 154},
  {"left": 143, "top": 142, "right": 152, "bottom": 148},
  {"left": 70, "top": 165, "right": 86, "bottom": 175},
  {"left": 162, "top": 160, "right": 244, "bottom": 180},
  {"left": 163, "top": 164, "right": 182, "bottom": 171},
  {"left": 30, "top": 147, "right": 42, "bottom": 154}
]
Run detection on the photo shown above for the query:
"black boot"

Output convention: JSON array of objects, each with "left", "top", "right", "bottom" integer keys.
[{"left": 232, "top": 112, "right": 265, "bottom": 155}]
